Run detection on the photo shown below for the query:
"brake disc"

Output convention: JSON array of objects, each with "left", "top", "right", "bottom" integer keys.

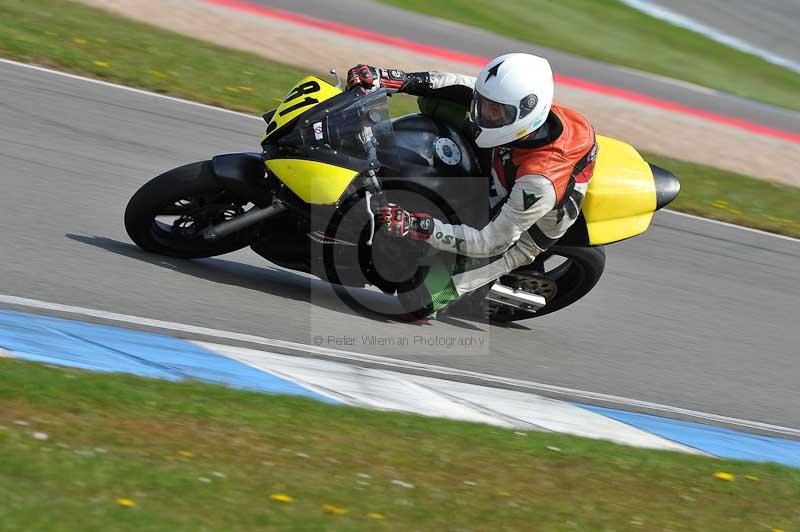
[{"left": 502, "top": 272, "right": 558, "bottom": 301}]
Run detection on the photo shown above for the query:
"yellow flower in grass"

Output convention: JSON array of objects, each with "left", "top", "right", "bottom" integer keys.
[
  {"left": 322, "top": 504, "right": 348, "bottom": 515},
  {"left": 271, "top": 493, "right": 293, "bottom": 504},
  {"left": 745, "top": 475, "right": 759, "bottom": 481},
  {"left": 496, "top": 491, "right": 512, "bottom": 497},
  {"left": 72, "top": 37, "right": 88, "bottom": 45},
  {"left": 94, "top": 61, "right": 110, "bottom": 68},
  {"left": 177, "top": 450, "right": 193, "bottom": 457},
  {"left": 768, "top": 216, "right": 795, "bottom": 225},
  {"left": 238, "top": 86, "right": 254, "bottom": 93},
  {"left": 712, "top": 200, "right": 728, "bottom": 209},
  {"left": 367, "top": 512, "right": 385, "bottom": 520},
  {"left": 116, "top": 498, "right": 136, "bottom": 508},
  {"left": 713, "top": 471, "right": 734, "bottom": 481}
]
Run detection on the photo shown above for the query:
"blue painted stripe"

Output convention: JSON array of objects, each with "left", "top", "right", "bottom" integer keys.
[
  {"left": 0, "top": 309, "right": 334, "bottom": 403},
  {"left": 581, "top": 404, "right": 800, "bottom": 467},
  {"left": 5, "top": 309, "right": 798, "bottom": 468}
]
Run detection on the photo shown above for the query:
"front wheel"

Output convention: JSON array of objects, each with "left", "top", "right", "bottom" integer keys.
[
  {"left": 125, "top": 161, "right": 257, "bottom": 259},
  {"left": 487, "top": 245, "right": 606, "bottom": 322}
]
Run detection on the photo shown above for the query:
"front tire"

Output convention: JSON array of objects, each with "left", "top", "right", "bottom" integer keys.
[{"left": 125, "top": 161, "right": 256, "bottom": 259}]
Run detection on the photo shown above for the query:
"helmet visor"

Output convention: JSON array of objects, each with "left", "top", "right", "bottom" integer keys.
[{"left": 471, "top": 91, "right": 517, "bottom": 129}]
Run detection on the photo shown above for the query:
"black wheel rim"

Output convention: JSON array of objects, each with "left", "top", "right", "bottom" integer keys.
[
  {"left": 490, "top": 249, "right": 593, "bottom": 321},
  {"left": 149, "top": 190, "right": 246, "bottom": 248}
]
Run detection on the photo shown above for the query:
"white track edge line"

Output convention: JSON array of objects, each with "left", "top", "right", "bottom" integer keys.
[
  {"left": 1, "top": 294, "right": 798, "bottom": 438},
  {"left": 0, "top": 57, "right": 258, "bottom": 121},
  {"left": 661, "top": 209, "right": 800, "bottom": 243},
  {"left": 618, "top": 0, "right": 800, "bottom": 75},
  {"left": 3, "top": 57, "right": 796, "bottom": 245}
]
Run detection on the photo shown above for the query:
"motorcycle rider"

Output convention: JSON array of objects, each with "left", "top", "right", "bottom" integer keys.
[{"left": 346, "top": 53, "right": 597, "bottom": 319}]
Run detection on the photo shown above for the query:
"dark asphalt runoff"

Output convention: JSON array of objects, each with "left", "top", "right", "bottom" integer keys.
[
  {"left": 1, "top": 60, "right": 799, "bottom": 431},
  {"left": 250, "top": 0, "right": 800, "bottom": 134}
]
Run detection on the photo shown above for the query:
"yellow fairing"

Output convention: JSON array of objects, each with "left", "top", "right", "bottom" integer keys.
[
  {"left": 264, "top": 76, "right": 342, "bottom": 140},
  {"left": 267, "top": 159, "right": 358, "bottom": 205},
  {"left": 582, "top": 136, "right": 657, "bottom": 245}
]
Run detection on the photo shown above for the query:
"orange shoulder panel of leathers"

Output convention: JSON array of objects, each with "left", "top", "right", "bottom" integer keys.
[{"left": 510, "top": 103, "right": 595, "bottom": 203}]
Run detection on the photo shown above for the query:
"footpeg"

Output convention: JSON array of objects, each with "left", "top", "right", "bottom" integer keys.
[{"left": 486, "top": 283, "right": 546, "bottom": 312}]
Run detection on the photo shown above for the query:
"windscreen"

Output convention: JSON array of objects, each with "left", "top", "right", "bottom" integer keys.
[{"left": 274, "top": 89, "right": 396, "bottom": 170}]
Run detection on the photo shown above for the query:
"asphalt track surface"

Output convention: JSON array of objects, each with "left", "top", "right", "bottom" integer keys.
[
  {"left": 250, "top": 0, "right": 800, "bottom": 135},
  {"left": 647, "top": 0, "right": 800, "bottom": 67},
  {"left": 2, "top": 60, "right": 800, "bottom": 432}
]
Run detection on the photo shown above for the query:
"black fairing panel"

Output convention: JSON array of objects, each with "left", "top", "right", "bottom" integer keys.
[
  {"left": 650, "top": 163, "right": 681, "bottom": 210},
  {"left": 381, "top": 115, "right": 487, "bottom": 227},
  {"left": 211, "top": 152, "right": 271, "bottom": 207}
]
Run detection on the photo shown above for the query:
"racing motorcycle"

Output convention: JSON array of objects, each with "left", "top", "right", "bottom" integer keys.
[{"left": 124, "top": 72, "right": 680, "bottom": 322}]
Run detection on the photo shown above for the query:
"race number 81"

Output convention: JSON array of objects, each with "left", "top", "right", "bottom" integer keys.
[{"left": 279, "top": 81, "right": 320, "bottom": 116}]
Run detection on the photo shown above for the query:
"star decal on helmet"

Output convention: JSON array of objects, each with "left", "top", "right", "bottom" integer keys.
[{"left": 485, "top": 60, "right": 504, "bottom": 81}]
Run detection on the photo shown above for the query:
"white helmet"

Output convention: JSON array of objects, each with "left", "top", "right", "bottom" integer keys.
[{"left": 470, "top": 53, "right": 554, "bottom": 148}]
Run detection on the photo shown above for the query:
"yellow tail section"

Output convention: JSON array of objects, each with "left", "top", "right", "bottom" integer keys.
[{"left": 582, "top": 136, "right": 657, "bottom": 245}]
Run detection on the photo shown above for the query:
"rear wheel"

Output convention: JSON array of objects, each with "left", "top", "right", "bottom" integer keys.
[
  {"left": 124, "top": 161, "right": 257, "bottom": 259},
  {"left": 486, "top": 245, "right": 606, "bottom": 322}
]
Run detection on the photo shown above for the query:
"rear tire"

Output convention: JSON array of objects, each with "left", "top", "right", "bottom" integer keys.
[
  {"left": 125, "top": 161, "right": 256, "bottom": 259},
  {"left": 488, "top": 245, "right": 606, "bottom": 322}
]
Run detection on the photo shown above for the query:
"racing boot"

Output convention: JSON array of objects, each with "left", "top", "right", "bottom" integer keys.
[{"left": 396, "top": 259, "right": 459, "bottom": 321}]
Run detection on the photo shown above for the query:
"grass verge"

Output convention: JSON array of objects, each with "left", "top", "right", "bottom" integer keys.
[
  {"left": 0, "top": 0, "right": 420, "bottom": 116},
  {"left": 0, "top": 0, "right": 798, "bottom": 238},
  {"left": 644, "top": 153, "right": 800, "bottom": 237},
  {"left": 1, "top": 358, "right": 799, "bottom": 531},
  {"left": 377, "top": 0, "right": 800, "bottom": 112}
]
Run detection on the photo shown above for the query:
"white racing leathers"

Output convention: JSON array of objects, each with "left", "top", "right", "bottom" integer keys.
[
  {"left": 401, "top": 71, "right": 597, "bottom": 296},
  {"left": 428, "top": 167, "right": 589, "bottom": 295}
]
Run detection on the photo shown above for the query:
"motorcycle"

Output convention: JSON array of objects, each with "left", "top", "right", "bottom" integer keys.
[{"left": 125, "top": 72, "right": 680, "bottom": 322}]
